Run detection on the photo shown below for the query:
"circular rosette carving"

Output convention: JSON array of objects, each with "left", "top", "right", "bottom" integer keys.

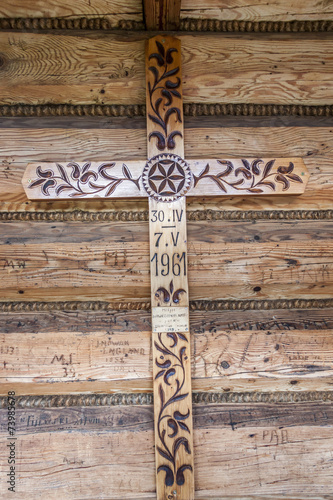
[{"left": 142, "top": 154, "right": 192, "bottom": 202}]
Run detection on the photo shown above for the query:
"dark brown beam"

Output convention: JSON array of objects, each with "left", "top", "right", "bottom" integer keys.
[{"left": 143, "top": 0, "right": 181, "bottom": 30}]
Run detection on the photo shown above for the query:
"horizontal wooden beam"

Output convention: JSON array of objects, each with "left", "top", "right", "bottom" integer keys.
[
  {"left": 180, "top": 0, "right": 333, "bottom": 22},
  {"left": 0, "top": 33, "right": 332, "bottom": 106},
  {"left": 1, "top": 309, "right": 333, "bottom": 389},
  {"left": 0, "top": 402, "right": 333, "bottom": 497},
  {"left": 0, "top": 219, "right": 332, "bottom": 302},
  {"left": 0, "top": 0, "right": 332, "bottom": 24},
  {"left": 0, "top": 0, "right": 143, "bottom": 27}
]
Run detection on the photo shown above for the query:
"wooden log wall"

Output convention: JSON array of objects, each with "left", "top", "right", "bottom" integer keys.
[{"left": 0, "top": 3, "right": 333, "bottom": 498}]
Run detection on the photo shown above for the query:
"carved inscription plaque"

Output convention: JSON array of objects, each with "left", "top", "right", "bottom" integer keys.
[{"left": 152, "top": 307, "right": 189, "bottom": 333}]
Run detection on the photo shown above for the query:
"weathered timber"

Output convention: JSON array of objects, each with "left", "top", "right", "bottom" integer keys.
[
  {"left": 0, "top": 220, "right": 332, "bottom": 302},
  {"left": 3, "top": 379, "right": 333, "bottom": 396},
  {"left": 0, "top": 33, "right": 332, "bottom": 106},
  {"left": 1, "top": 0, "right": 332, "bottom": 24},
  {"left": 180, "top": 0, "right": 333, "bottom": 22},
  {"left": 143, "top": 0, "right": 181, "bottom": 30},
  {"left": 0, "top": 0, "right": 143, "bottom": 26},
  {"left": 0, "top": 403, "right": 333, "bottom": 497},
  {"left": 1, "top": 298, "right": 333, "bottom": 394},
  {"left": 2, "top": 325, "right": 333, "bottom": 387},
  {"left": 0, "top": 125, "right": 332, "bottom": 213},
  {"left": 1, "top": 307, "right": 332, "bottom": 333}
]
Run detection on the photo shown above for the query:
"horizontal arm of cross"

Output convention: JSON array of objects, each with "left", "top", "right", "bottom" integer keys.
[{"left": 22, "top": 157, "right": 308, "bottom": 200}]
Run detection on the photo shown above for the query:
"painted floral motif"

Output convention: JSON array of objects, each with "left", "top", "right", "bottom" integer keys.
[
  {"left": 148, "top": 40, "right": 183, "bottom": 151},
  {"left": 155, "top": 280, "right": 186, "bottom": 305},
  {"left": 28, "top": 162, "right": 141, "bottom": 197},
  {"left": 192, "top": 159, "right": 303, "bottom": 193},
  {"left": 155, "top": 331, "right": 192, "bottom": 487}
]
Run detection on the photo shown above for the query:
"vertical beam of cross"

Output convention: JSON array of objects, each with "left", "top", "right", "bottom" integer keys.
[{"left": 146, "top": 36, "right": 194, "bottom": 499}]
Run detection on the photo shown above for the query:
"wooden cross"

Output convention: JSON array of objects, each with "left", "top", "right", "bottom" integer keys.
[{"left": 22, "top": 35, "right": 309, "bottom": 500}]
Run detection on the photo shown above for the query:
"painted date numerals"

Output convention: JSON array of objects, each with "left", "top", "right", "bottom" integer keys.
[
  {"left": 150, "top": 209, "right": 183, "bottom": 223},
  {"left": 151, "top": 252, "right": 186, "bottom": 277}
]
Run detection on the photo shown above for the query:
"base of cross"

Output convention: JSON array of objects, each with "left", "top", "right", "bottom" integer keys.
[{"left": 21, "top": 34, "right": 309, "bottom": 500}]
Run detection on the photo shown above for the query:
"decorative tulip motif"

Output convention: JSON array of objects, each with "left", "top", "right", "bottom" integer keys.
[
  {"left": 148, "top": 40, "right": 183, "bottom": 151},
  {"left": 155, "top": 280, "right": 186, "bottom": 305},
  {"left": 28, "top": 162, "right": 141, "bottom": 197},
  {"left": 193, "top": 158, "right": 303, "bottom": 193},
  {"left": 154, "top": 330, "right": 192, "bottom": 487}
]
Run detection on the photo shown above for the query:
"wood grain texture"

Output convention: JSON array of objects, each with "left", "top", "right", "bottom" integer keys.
[
  {"left": 1, "top": 304, "right": 333, "bottom": 394},
  {"left": 1, "top": 125, "right": 332, "bottom": 213},
  {"left": 1, "top": 307, "right": 332, "bottom": 334},
  {"left": 0, "top": 0, "right": 143, "bottom": 24},
  {"left": 0, "top": 219, "right": 332, "bottom": 302},
  {"left": 144, "top": 0, "right": 181, "bottom": 30},
  {"left": 180, "top": 0, "right": 333, "bottom": 22},
  {"left": 2, "top": 324, "right": 333, "bottom": 387},
  {"left": 0, "top": 32, "right": 332, "bottom": 106},
  {"left": 1, "top": 403, "right": 333, "bottom": 498},
  {"left": 3, "top": 379, "right": 333, "bottom": 396},
  {"left": 1, "top": 0, "right": 332, "bottom": 24}
]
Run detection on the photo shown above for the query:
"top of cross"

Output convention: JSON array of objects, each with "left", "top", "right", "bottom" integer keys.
[{"left": 22, "top": 34, "right": 309, "bottom": 203}]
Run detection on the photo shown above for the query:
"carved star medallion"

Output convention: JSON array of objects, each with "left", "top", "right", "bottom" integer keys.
[{"left": 142, "top": 153, "right": 192, "bottom": 202}]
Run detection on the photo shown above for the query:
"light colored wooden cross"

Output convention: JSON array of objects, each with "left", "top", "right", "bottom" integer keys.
[{"left": 22, "top": 35, "right": 309, "bottom": 500}]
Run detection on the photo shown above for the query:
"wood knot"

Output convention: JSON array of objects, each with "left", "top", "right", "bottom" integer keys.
[{"left": 220, "top": 360, "right": 230, "bottom": 369}]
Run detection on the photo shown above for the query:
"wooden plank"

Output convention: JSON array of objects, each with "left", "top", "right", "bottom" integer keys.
[
  {"left": 0, "top": 0, "right": 143, "bottom": 25},
  {"left": 0, "top": 219, "right": 332, "bottom": 302},
  {"left": 1, "top": 298, "right": 332, "bottom": 396},
  {"left": 2, "top": 309, "right": 333, "bottom": 389},
  {"left": 2, "top": 378, "right": 333, "bottom": 396},
  {"left": 0, "top": 33, "right": 332, "bottom": 106},
  {"left": 1, "top": 307, "right": 332, "bottom": 334},
  {"left": 0, "top": 125, "right": 332, "bottom": 213},
  {"left": 180, "top": 0, "right": 333, "bottom": 22},
  {"left": 144, "top": 0, "right": 181, "bottom": 30},
  {"left": 2, "top": 327, "right": 333, "bottom": 384},
  {"left": 1, "top": 403, "right": 333, "bottom": 497},
  {"left": 0, "top": 0, "right": 331, "bottom": 24}
]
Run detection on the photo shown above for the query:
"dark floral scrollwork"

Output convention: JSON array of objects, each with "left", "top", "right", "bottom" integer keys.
[
  {"left": 155, "top": 280, "right": 186, "bottom": 305},
  {"left": 28, "top": 162, "right": 141, "bottom": 197},
  {"left": 192, "top": 159, "right": 303, "bottom": 193},
  {"left": 148, "top": 40, "right": 183, "bottom": 151},
  {"left": 155, "top": 331, "right": 192, "bottom": 487}
]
